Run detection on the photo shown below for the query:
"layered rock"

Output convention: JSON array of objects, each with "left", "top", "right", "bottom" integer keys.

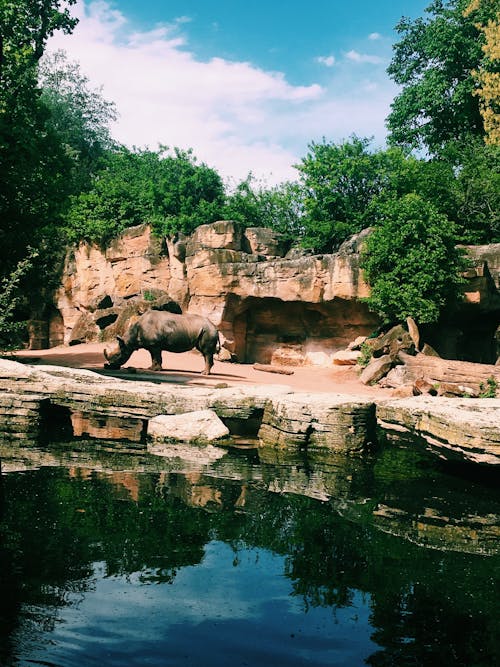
[
  {"left": 258, "top": 392, "right": 376, "bottom": 454},
  {"left": 1, "top": 359, "right": 499, "bottom": 467},
  {"left": 34, "top": 222, "right": 500, "bottom": 366},
  {"left": 377, "top": 396, "right": 500, "bottom": 465},
  {"left": 40, "top": 222, "right": 378, "bottom": 364}
]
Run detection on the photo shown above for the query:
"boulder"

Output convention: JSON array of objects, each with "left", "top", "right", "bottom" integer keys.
[
  {"left": 185, "top": 220, "right": 243, "bottom": 254},
  {"left": 367, "top": 324, "right": 415, "bottom": 359},
  {"left": 421, "top": 343, "right": 440, "bottom": 357},
  {"left": 147, "top": 410, "right": 230, "bottom": 445},
  {"left": 348, "top": 336, "right": 367, "bottom": 351},
  {"left": 270, "top": 344, "right": 305, "bottom": 367},
  {"left": 390, "top": 384, "right": 416, "bottom": 398},
  {"left": 406, "top": 316, "right": 420, "bottom": 350},
  {"left": 243, "top": 227, "right": 290, "bottom": 257},
  {"left": 258, "top": 392, "right": 376, "bottom": 453},
  {"left": 359, "top": 354, "right": 394, "bottom": 385},
  {"left": 332, "top": 350, "right": 360, "bottom": 365},
  {"left": 68, "top": 311, "right": 99, "bottom": 345},
  {"left": 379, "top": 365, "right": 410, "bottom": 388},
  {"left": 377, "top": 396, "right": 500, "bottom": 465}
]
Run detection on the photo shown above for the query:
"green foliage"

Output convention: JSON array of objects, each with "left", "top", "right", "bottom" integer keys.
[
  {"left": 385, "top": 0, "right": 500, "bottom": 244},
  {"left": 361, "top": 194, "right": 466, "bottom": 324},
  {"left": 296, "top": 136, "right": 385, "bottom": 252},
  {"left": 65, "top": 147, "right": 225, "bottom": 246},
  {"left": 0, "top": 1, "right": 78, "bottom": 282},
  {"left": 386, "top": 0, "right": 497, "bottom": 155},
  {"left": 38, "top": 50, "right": 118, "bottom": 191},
  {"left": 452, "top": 141, "right": 500, "bottom": 243},
  {"left": 0, "top": 248, "right": 38, "bottom": 349},
  {"left": 222, "top": 175, "right": 304, "bottom": 240},
  {"left": 479, "top": 377, "right": 498, "bottom": 398},
  {"left": 142, "top": 291, "right": 156, "bottom": 303},
  {"left": 295, "top": 136, "right": 469, "bottom": 253},
  {"left": 357, "top": 342, "right": 373, "bottom": 368}
]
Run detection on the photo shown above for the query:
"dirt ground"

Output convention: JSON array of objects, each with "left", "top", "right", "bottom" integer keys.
[{"left": 12, "top": 342, "right": 393, "bottom": 397}]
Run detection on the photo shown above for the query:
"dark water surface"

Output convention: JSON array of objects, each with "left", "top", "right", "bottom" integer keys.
[{"left": 0, "top": 441, "right": 499, "bottom": 666}]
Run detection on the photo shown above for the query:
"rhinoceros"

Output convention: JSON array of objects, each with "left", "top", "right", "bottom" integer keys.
[{"left": 103, "top": 310, "right": 220, "bottom": 375}]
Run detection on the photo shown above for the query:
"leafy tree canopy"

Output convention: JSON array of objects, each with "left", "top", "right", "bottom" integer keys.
[
  {"left": 0, "top": 0, "right": 77, "bottom": 88},
  {"left": 66, "top": 147, "right": 225, "bottom": 246},
  {"left": 222, "top": 175, "right": 304, "bottom": 240},
  {"left": 386, "top": 0, "right": 498, "bottom": 156},
  {"left": 453, "top": 140, "right": 500, "bottom": 243},
  {"left": 361, "top": 194, "right": 466, "bottom": 325},
  {"left": 0, "top": 0, "right": 78, "bottom": 278},
  {"left": 38, "top": 50, "right": 118, "bottom": 191},
  {"left": 295, "top": 136, "right": 464, "bottom": 253},
  {"left": 465, "top": 0, "right": 500, "bottom": 145},
  {"left": 296, "top": 136, "right": 388, "bottom": 253}
]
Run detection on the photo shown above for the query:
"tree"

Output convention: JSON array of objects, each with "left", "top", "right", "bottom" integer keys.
[
  {"left": 0, "top": 248, "right": 38, "bottom": 349},
  {"left": 361, "top": 194, "right": 465, "bottom": 325},
  {"left": 386, "top": 0, "right": 497, "bottom": 155},
  {"left": 453, "top": 141, "right": 500, "bottom": 243},
  {"left": 66, "top": 147, "right": 225, "bottom": 246},
  {"left": 465, "top": 0, "right": 500, "bottom": 145},
  {"left": 222, "top": 175, "right": 304, "bottom": 240},
  {"left": 0, "top": 0, "right": 77, "bottom": 87},
  {"left": 0, "top": 0, "right": 78, "bottom": 277},
  {"left": 38, "top": 50, "right": 118, "bottom": 191},
  {"left": 295, "top": 136, "right": 461, "bottom": 253},
  {"left": 296, "top": 136, "right": 388, "bottom": 253}
]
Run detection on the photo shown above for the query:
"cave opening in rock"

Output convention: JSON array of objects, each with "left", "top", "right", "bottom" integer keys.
[{"left": 221, "top": 295, "right": 379, "bottom": 365}]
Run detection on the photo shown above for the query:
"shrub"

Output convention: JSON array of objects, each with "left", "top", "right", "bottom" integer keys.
[
  {"left": 0, "top": 249, "right": 38, "bottom": 350},
  {"left": 361, "top": 194, "right": 466, "bottom": 325}
]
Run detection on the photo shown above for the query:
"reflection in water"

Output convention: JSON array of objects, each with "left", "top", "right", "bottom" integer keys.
[{"left": 0, "top": 441, "right": 499, "bottom": 666}]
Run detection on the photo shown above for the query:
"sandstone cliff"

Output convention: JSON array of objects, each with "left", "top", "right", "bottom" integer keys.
[{"left": 32, "top": 222, "right": 500, "bottom": 366}]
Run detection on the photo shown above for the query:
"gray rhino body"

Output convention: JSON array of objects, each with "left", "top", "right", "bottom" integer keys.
[{"left": 104, "top": 310, "right": 220, "bottom": 374}]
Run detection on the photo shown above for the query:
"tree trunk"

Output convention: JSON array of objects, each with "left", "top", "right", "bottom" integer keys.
[{"left": 398, "top": 352, "right": 500, "bottom": 394}]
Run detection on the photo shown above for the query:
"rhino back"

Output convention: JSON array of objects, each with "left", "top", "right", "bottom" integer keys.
[{"left": 135, "top": 311, "right": 213, "bottom": 352}]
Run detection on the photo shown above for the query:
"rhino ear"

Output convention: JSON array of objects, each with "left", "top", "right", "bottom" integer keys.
[{"left": 117, "top": 336, "right": 126, "bottom": 350}]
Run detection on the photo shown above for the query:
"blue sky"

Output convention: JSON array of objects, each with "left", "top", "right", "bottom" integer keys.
[{"left": 47, "top": 0, "right": 430, "bottom": 184}]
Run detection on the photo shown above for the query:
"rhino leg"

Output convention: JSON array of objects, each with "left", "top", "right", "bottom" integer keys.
[
  {"left": 201, "top": 352, "right": 214, "bottom": 375},
  {"left": 148, "top": 348, "right": 163, "bottom": 371}
]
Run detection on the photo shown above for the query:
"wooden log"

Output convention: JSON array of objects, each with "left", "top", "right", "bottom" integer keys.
[
  {"left": 398, "top": 352, "right": 500, "bottom": 395},
  {"left": 406, "top": 316, "right": 420, "bottom": 351},
  {"left": 253, "top": 363, "right": 294, "bottom": 375}
]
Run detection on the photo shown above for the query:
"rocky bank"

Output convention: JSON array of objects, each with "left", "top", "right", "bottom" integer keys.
[
  {"left": 29, "top": 222, "right": 500, "bottom": 366},
  {"left": 0, "top": 358, "right": 499, "bottom": 467}
]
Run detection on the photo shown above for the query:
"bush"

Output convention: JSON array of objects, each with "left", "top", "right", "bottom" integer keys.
[
  {"left": 222, "top": 176, "right": 304, "bottom": 241},
  {"left": 65, "top": 147, "right": 225, "bottom": 246},
  {"left": 360, "top": 194, "right": 466, "bottom": 325},
  {"left": 0, "top": 249, "right": 38, "bottom": 350}
]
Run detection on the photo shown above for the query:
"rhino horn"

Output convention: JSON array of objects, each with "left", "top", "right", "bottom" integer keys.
[
  {"left": 104, "top": 348, "right": 110, "bottom": 361},
  {"left": 117, "top": 336, "right": 126, "bottom": 350}
]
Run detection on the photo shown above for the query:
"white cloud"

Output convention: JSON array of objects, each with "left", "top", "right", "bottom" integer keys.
[
  {"left": 345, "top": 49, "right": 384, "bottom": 65},
  {"left": 316, "top": 54, "right": 336, "bottom": 67},
  {"left": 368, "top": 32, "right": 382, "bottom": 40},
  {"left": 46, "top": 1, "right": 393, "bottom": 184}
]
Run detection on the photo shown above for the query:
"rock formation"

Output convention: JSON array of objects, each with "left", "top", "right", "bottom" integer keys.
[
  {"left": 0, "top": 358, "right": 498, "bottom": 466},
  {"left": 31, "top": 222, "right": 500, "bottom": 366}
]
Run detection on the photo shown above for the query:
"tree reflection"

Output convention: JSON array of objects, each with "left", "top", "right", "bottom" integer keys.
[{"left": 0, "top": 446, "right": 499, "bottom": 666}]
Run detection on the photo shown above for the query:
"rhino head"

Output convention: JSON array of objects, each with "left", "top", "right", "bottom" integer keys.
[{"left": 103, "top": 336, "right": 129, "bottom": 369}]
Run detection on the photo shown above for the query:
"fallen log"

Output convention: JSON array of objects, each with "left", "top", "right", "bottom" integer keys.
[
  {"left": 398, "top": 352, "right": 500, "bottom": 395},
  {"left": 253, "top": 363, "right": 295, "bottom": 375}
]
